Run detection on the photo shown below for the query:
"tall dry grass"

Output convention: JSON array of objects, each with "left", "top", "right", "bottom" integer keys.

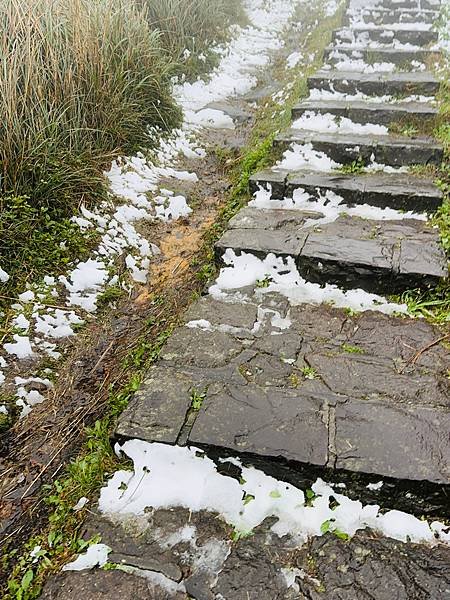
[
  {"left": 0, "top": 0, "right": 180, "bottom": 205},
  {"left": 141, "top": 0, "right": 246, "bottom": 76}
]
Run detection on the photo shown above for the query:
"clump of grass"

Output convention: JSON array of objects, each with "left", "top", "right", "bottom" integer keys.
[
  {"left": 141, "top": 0, "right": 247, "bottom": 78},
  {"left": 0, "top": 0, "right": 181, "bottom": 292},
  {"left": 0, "top": 0, "right": 180, "bottom": 200}
]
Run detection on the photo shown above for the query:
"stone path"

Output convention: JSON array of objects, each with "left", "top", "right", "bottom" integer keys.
[{"left": 42, "top": 0, "right": 450, "bottom": 597}]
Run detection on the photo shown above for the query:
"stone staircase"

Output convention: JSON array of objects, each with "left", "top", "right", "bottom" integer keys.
[
  {"left": 43, "top": 1, "right": 450, "bottom": 597},
  {"left": 118, "top": 0, "right": 449, "bottom": 490}
]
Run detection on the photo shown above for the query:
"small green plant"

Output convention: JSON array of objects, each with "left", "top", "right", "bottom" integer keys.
[
  {"left": 301, "top": 366, "right": 318, "bottom": 380},
  {"left": 256, "top": 276, "right": 272, "bottom": 288},
  {"left": 341, "top": 344, "right": 364, "bottom": 354},
  {"left": 337, "top": 158, "right": 365, "bottom": 174},
  {"left": 190, "top": 389, "right": 207, "bottom": 411},
  {"left": 305, "top": 489, "right": 316, "bottom": 506}
]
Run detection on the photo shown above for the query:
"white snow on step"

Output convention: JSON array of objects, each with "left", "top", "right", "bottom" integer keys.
[
  {"left": 209, "top": 249, "right": 408, "bottom": 315},
  {"left": 307, "top": 87, "right": 435, "bottom": 105},
  {"left": 292, "top": 111, "right": 388, "bottom": 135},
  {"left": 250, "top": 186, "right": 427, "bottom": 224},
  {"left": 98, "top": 441, "right": 449, "bottom": 546},
  {"left": 273, "top": 142, "right": 408, "bottom": 174}
]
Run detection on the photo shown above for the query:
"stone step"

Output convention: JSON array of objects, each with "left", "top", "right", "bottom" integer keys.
[
  {"left": 215, "top": 209, "right": 447, "bottom": 294},
  {"left": 379, "top": 0, "right": 440, "bottom": 10},
  {"left": 292, "top": 98, "right": 438, "bottom": 126},
  {"left": 343, "top": 8, "right": 439, "bottom": 26},
  {"left": 324, "top": 45, "right": 440, "bottom": 67},
  {"left": 249, "top": 169, "right": 443, "bottom": 212},
  {"left": 117, "top": 293, "right": 450, "bottom": 484},
  {"left": 333, "top": 26, "right": 438, "bottom": 46},
  {"left": 274, "top": 129, "right": 443, "bottom": 167},
  {"left": 308, "top": 70, "right": 439, "bottom": 96}
]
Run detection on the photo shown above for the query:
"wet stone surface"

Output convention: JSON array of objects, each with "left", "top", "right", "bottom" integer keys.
[
  {"left": 275, "top": 129, "right": 443, "bottom": 167},
  {"left": 250, "top": 169, "right": 443, "bottom": 212},
  {"left": 307, "top": 70, "right": 440, "bottom": 97},
  {"left": 216, "top": 212, "right": 447, "bottom": 294},
  {"left": 117, "top": 295, "right": 450, "bottom": 483},
  {"left": 292, "top": 99, "right": 439, "bottom": 126},
  {"left": 324, "top": 45, "right": 440, "bottom": 67},
  {"left": 41, "top": 509, "right": 450, "bottom": 599},
  {"left": 332, "top": 27, "right": 438, "bottom": 45},
  {"left": 343, "top": 8, "right": 439, "bottom": 26}
]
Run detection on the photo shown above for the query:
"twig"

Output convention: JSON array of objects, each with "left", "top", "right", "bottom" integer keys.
[{"left": 399, "top": 333, "right": 449, "bottom": 373}]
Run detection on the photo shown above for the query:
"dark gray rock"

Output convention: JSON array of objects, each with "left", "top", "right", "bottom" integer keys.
[
  {"left": 216, "top": 228, "right": 309, "bottom": 260},
  {"left": 299, "top": 216, "right": 447, "bottom": 293},
  {"left": 116, "top": 365, "right": 196, "bottom": 444},
  {"left": 161, "top": 327, "right": 244, "bottom": 369},
  {"left": 307, "top": 351, "right": 450, "bottom": 408},
  {"left": 228, "top": 206, "right": 323, "bottom": 230},
  {"left": 332, "top": 26, "right": 438, "bottom": 46},
  {"left": 40, "top": 570, "right": 188, "bottom": 600},
  {"left": 380, "top": 0, "right": 440, "bottom": 9},
  {"left": 215, "top": 213, "right": 447, "bottom": 294},
  {"left": 115, "top": 295, "right": 450, "bottom": 484},
  {"left": 343, "top": 8, "right": 438, "bottom": 26},
  {"left": 308, "top": 70, "right": 439, "bottom": 97},
  {"left": 250, "top": 169, "right": 443, "bottom": 212},
  {"left": 297, "top": 530, "right": 450, "bottom": 599},
  {"left": 335, "top": 400, "right": 450, "bottom": 483},
  {"left": 324, "top": 45, "right": 440, "bottom": 67},
  {"left": 275, "top": 129, "right": 443, "bottom": 168},
  {"left": 249, "top": 168, "right": 287, "bottom": 198},
  {"left": 292, "top": 99, "right": 438, "bottom": 126},
  {"left": 284, "top": 170, "right": 443, "bottom": 212},
  {"left": 81, "top": 509, "right": 231, "bottom": 588},
  {"left": 205, "top": 101, "right": 252, "bottom": 123},
  {"left": 183, "top": 296, "right": 258, "bottom": 330}
]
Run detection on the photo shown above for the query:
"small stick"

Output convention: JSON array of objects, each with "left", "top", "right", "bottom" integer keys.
[{"left": 399, "top": 333, "right": 449, "bottom": 373}]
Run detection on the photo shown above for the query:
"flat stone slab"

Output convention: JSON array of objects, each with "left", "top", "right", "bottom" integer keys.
[
  {"left": 275, "top": 129, "right": 443, "bottom": 167},
  {"left": 40, "top": 509, "right": 450, "bottom": 599},
  {"left": 380, "top": 0, "right": 440, "bottom": 9},
  {"left": 333, "top": 26, "right": 438, "bottom": 45},
  {"left": 216, "top": 210, "right": 447, "bottom": 293},
  {"left": 250, "top": 169, "right": 443, "bottom": 212},
  {"left": 292, "top": 99, "right": 438, "bottom": 126},
  {"left": 325, "top": 45, "right": 440, "bottom": 67},
  {"left": 308, "top": 70, "right": 439, "bottom": 97},
  {"left": 343, "top": 8, "right": 439, "bottom": 25},
  {"left": 117, "top": 295, "right": 450, "bottom": 483}
]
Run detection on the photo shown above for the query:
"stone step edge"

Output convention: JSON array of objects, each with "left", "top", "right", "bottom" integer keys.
[
  {"left": 307, "top": 71, "right": 440, "bottom": 96},
  {"left": 292, "top": 99, "right": 439, "bottom": 120},
  {"left": 333, "top": 26, "right": 438, "bottom": 37},
  {"left": 274, "top": 130, "right": 443, "bottom": 167},
  {"left": 248, "top": 169, "right": 443, "bottom": 211}
]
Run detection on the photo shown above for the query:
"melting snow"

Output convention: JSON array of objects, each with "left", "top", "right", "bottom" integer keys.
[
  {"left": 98, "top": 441, "right": 449, "bottom": 546},
  {"left": 63, "top": 544, "right": 111, "bottom": 571},
  {"left": 250, "top": 186, "right": 427, "bottom": 225},
  {"left": 0, "top": 267, "right": 9, "bottom": 283},
  {"left": 209, "top": 249, "right": 408, "bottom": 316},
  {"left": 292, "top": 111, "right": 388, "bottom": 135}
]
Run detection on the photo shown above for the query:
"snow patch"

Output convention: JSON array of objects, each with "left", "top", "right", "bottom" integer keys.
[
  {"left": 209, "top": 249, "right": 408, "bottom": 316},
  {"left": 98, "top": 441, "right": 450, "bottom": 547}
]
